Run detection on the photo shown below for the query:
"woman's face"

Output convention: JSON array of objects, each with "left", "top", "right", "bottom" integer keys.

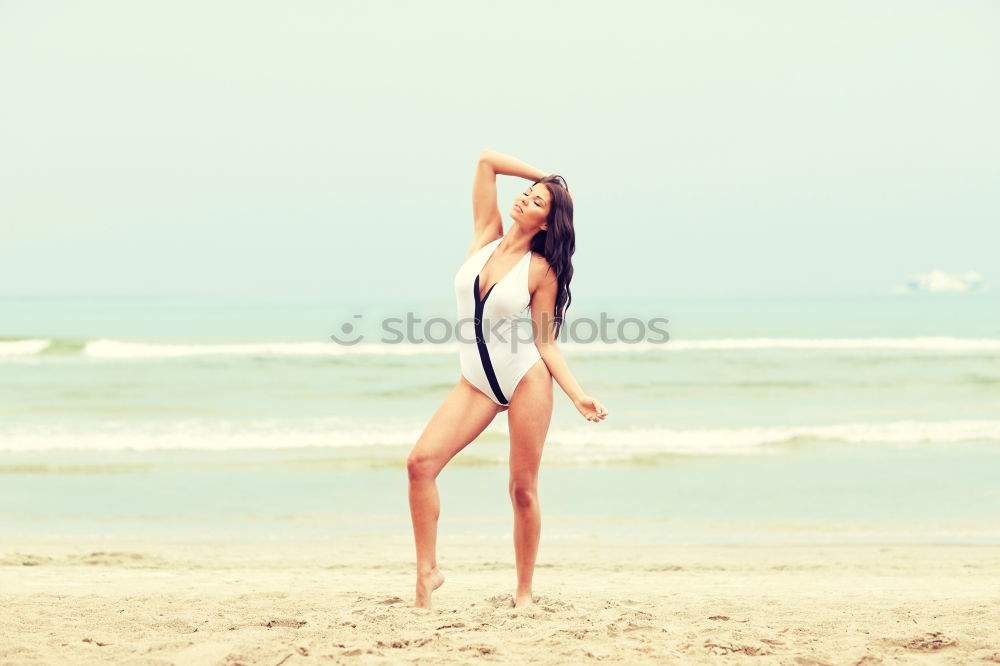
[{"left": 510, "top": 184, "right": 550, "bottom": 230}]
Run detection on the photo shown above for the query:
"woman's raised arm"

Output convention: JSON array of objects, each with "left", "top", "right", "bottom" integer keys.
[{"left": 470, "top": 150, "right": 548, "bottom": 251}]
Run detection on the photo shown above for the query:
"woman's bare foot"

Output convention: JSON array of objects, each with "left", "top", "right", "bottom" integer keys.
[
  {"left": 413, "top": 567, "right": 445, "bottom": 609},
  {"left": 514, "top": 592, "right": 534, "bottom": 609}
]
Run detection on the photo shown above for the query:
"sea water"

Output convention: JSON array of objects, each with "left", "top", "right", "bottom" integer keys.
[{"left": 2, "top": 291, "right": 998, "bottom": 544}]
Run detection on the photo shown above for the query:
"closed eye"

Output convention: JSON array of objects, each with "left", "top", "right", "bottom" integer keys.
[{"left": 523, "top": 189, "right": 544, "bottom": 207}]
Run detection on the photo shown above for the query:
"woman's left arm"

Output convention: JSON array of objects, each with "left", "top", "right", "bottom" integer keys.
[{"left": 528, "top": 265, "right": 608, "bottom": 423}]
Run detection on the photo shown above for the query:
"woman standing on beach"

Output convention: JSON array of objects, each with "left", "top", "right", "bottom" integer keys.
[{"left": 406, "top": 150, "right": 608, "bottom": 609}]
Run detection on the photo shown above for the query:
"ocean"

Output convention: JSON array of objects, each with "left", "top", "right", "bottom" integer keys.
[{"left": 2, "top": 291, "right": 998, "bottom": 545}]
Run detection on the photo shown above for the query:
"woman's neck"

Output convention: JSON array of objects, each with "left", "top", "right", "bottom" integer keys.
[{"left": 498, "top": 225, "right": 534, "bottom": 255}]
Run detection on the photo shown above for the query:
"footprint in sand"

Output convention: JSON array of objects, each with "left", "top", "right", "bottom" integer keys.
[
  {"left": 534, "top": 596, "right": 576, "bottom": 612},
  {"left": 898, "top": 632, "right": 957, "bottom": 651},
  {"left": 485, "top": 594, "right": 514, "bottom": 609},
  {"left": 704, "top": 641, "right": 771, "bottom": 657},
  {"left": 262, "top": 619, "right": 307, "bottom": 629},
  {"left": 3, "top": 553, "right": 55, "bottom": 566},
  {"left": 376, "top": 596, "right": 404, "bottom": 605}
]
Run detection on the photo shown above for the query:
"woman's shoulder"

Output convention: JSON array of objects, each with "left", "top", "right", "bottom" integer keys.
[
  {"left": 529, "top": 252, "right": 557, "bottom": 288},
  {"left": 529, "top": 252, "right": 552, "bottom": 272}
]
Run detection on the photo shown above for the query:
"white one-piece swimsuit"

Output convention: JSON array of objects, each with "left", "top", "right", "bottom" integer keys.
[{"left": 453, "top": 237, "right": 542, "bottom": 406}]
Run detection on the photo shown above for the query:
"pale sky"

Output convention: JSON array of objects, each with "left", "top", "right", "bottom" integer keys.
[{"left": 1, "top": 0, "right": 997, "bottom": 304}]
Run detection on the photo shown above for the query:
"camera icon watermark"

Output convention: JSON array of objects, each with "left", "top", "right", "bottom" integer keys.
[{"left": 329, "top": 314, "right": 365, "bottom": 345}]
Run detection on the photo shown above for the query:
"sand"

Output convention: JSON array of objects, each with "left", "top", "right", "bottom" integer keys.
[{"left": 1, "top": 534, "right": 999, "bottom": 665}]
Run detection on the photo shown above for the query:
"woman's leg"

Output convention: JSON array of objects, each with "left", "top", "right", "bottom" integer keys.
[
  {"left": 505, "top": 359, "right": 553, "bottom": 608},
  {"left": 406, "top": 377, "right": 503, "bottom": 608}
]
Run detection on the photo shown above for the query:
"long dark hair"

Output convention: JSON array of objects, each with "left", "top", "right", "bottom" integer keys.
[{"left": 528, "top": 174, "right": 574, "bottom": 341}]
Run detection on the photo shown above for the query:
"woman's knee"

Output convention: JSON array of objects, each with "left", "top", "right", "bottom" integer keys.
[
  {"left": 508, "top": 478, "right": 538, "bottom": 509},
  {"left": 407, "top": 452, "right": 440, "bottom": 481}
]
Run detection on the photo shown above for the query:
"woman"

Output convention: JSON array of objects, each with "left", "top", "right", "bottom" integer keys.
[{"left": 406, "top": 149, "right": 608, "bottom": 610}]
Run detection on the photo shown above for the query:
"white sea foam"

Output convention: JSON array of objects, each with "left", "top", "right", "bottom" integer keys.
[
  {"left": 69, "top": 336, "right": 1000, "bottom": 359},
  {"left": 589, "top": 337, "right": 1000, "bottom": 352},
  {"left": 0, "top": 418, "right": 419, "bottom": 452},
  {"left": 1, "top": 418, "right": 997, "bottom": 454},
  {"left": 81, "top": 339, "right": 461, "bottom": 358},
  {"left": 0, "top": 339, "right": 51, "bottom": 357},
  {"left": 536, "top": 420, "right": 1000, "bottom": 454}
]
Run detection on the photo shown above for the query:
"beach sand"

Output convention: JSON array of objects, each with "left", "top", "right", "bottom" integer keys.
[{"left": 1, "top": 535, "right": 998, "bottom": 665}]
